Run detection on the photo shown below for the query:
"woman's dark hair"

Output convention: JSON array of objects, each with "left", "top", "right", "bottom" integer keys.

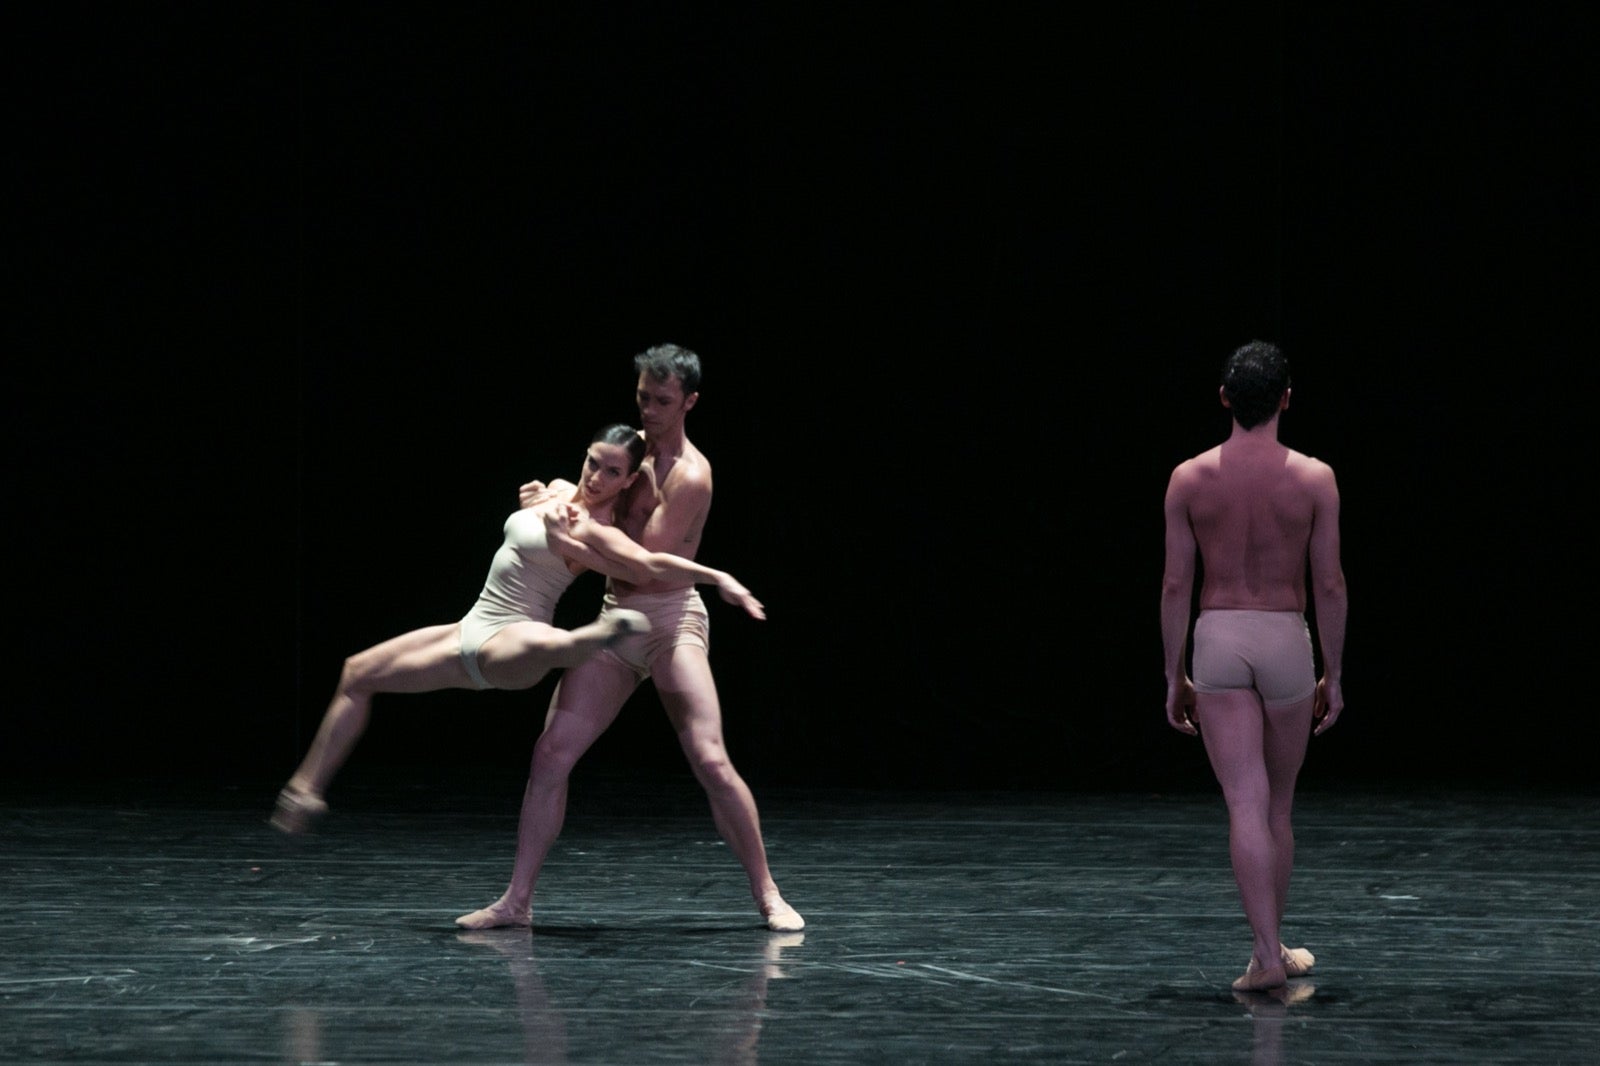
[
  {"left": 1221, "top": 340, "right": 1291, "bottom": 429},
  {"left": 592, "top": 423, "right": 647, "bottom": 472}
]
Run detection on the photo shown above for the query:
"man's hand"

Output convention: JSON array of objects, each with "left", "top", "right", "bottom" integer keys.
[
  {"left": 1312, "top": 677, "right": 1343, "bottom": 735},
  {"left": 1166, "top": 676, "right": 1198, "bottom": 735}
]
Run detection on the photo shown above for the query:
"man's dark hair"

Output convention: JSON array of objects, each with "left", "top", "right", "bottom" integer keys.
[
  {"left": 635, "top": 343, "right": 702, "bottom": 394},
  {"left": 1221, "top": 340, "right": 1291, "bottom": 430},
  {"left": 591, "top": 423, "right": 647, "bottom": 472}
]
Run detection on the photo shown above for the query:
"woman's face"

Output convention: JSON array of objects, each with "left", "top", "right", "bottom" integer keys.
[{"left": 577, "top": 441, "right": 637, "bottom": 505}]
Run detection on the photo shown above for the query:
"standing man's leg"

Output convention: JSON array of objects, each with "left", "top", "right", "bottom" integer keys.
[
  {"left": 455, "top": 658, "right": 638, "bottom": 929},
  {"left": 1196, "top": 688, "right": 1310, "bottom": 990},
  {"left": 652, "top": 646, "right": 804, "bottom": 931},
  {"left": 1262, "top": 692, "right": 1317, "bottom": 976}
]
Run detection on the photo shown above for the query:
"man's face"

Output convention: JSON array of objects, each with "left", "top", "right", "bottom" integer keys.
[{"left": 635, "top": 372, "right": 696, "bottom": 437}]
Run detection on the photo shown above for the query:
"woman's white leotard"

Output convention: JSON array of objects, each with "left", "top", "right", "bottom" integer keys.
[{"left": 457, "top": 508, "right": 577, "bottom": 688}]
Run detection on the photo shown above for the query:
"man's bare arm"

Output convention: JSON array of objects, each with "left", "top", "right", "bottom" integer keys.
[
  {"left": 1162, "top": 466, "right": 1199, "bottom": 735},
  {"left": 1307, "top": 462, "right": 1347, "bottom": 734},
  {"left": 638, "top": 463, "right": 711, "bottom": 557}
]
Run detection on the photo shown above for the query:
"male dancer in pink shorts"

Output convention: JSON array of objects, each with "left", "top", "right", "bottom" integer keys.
[{"left": 1161, "top": 340, "right": 1348, "bottom": 991}]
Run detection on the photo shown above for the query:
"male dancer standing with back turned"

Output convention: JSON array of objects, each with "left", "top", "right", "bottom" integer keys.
[{"left": 1162, "top": 340, "right": 1347, "bottom": 991}]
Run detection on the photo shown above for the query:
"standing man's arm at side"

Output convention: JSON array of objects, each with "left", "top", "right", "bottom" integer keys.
[
  {"left": 1307, "top": 461, "right": 1347, "bottom": 734},
  {"left": 1162, "top": 463, "right": 1200, "bottom": 735}
]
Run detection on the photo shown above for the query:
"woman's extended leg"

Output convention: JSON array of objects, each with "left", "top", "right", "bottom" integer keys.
[
  {"left": 274, "top": 612, "right": 647, "bottom": 834},
  {"left": 473, "top": 611, "right": 649, "bottom": 690},
  {"left": 272, "top": 623, "right": 472, "bottom": 832}
]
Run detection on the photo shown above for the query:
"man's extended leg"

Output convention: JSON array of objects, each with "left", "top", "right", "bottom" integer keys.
[
  {"left": 455, "top": 656, "right": 638, "bottom": 929},
  {"left": 652, "top": 645, "right": 804, "bottom": 931}
]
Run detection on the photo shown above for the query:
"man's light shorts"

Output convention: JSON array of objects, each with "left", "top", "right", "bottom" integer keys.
[{"left": 1192, "top": 609, "right": 1316, "bottom": 708}]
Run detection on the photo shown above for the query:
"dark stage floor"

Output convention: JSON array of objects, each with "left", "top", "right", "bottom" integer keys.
[{"left": 3, "top": 773, "right": 1597, "bottom": 1064}]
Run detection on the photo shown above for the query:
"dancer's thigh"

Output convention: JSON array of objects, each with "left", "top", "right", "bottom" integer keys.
[
  {"left": 1196, "top": 688, "right": 1270, "bottom": 806},
  {"left": 346, "top": 624, "right": 473, "bottom": 694},
  {"left": 1262, "top": 695, "right": 1314, "bottom": 806},
  {"left": 535, "top": 655, "right": 638, "bottom": 761},
  {"left": 477, "top": 621, "right": 563, "bottom": 690}
]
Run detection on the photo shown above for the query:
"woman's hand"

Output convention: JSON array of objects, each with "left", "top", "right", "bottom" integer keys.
[
  {"left": 542, "top": 502, "right": 592, "bottom": 545},
  {"left": 519, "top": 479, "right": 571, "bottom": 510},
  {"left": 716, "top": 576, "right": 766, "bottom": 621}
]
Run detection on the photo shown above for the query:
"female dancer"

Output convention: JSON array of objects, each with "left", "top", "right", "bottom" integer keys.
[{"left": 271, "top": 423, "right": 765, "bottom": 833}]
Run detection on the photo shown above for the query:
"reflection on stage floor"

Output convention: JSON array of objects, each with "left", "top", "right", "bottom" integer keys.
[{"left": 3, "top": 774, "right": 1596, "bottom": 1064}]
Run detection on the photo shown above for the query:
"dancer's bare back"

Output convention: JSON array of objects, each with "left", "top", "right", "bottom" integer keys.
[{"left": 1167, "top": 440, "right": 1339, "bottom": 613}]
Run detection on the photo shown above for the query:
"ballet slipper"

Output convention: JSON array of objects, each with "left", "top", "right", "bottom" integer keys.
[
  {"left": 1279, "top": 981, "right": 1316, "bottom": 1005},
  {"left": 455, "top": 899, "right": 532, "bottom": 930},
  {"left": 1231, "top": 958, "right": 1287, "bottom": 992},
  {"left": 761, "top": 896, "right": 805, "bottom": 932},
  {"left": 1233, "top": 980, "right": 1317, "bottom": 1009},
  {"left": 1281, "top": 945, "right": 1315, "bottom": 977},
  {"left": 762, "top": 931, "right": 805, "bottom": 977},
  {"left": 603, "top": 609, "right": 650, "bottom": 646},
  {"left": 269, "top": 787, "right": 328, "bottom": 835}
]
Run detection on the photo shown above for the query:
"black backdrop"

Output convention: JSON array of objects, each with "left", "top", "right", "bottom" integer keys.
[{"left": 8, "top": 3, "right": 1593, "bottom": 796}]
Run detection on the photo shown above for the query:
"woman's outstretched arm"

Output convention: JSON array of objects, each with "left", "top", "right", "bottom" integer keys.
[{"left": 544, "top": 505, "right": 765, "bottom": 619}]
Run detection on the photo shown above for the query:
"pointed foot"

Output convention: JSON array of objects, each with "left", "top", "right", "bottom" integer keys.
[
  {"left": 269, "top": 787, "right": 327, "bottom": 835},
  {"left": 761, "top": 897, "right": 805, "bottom": 932},
  {"left": 602, "top": 609, "right": 651, "bottom": 645},
  {"left": 455, "top": 899, "right": 532, "bottom": 930},
  {"left": 1281, "top": 945, "right": 1315, "bottom": 977}
]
